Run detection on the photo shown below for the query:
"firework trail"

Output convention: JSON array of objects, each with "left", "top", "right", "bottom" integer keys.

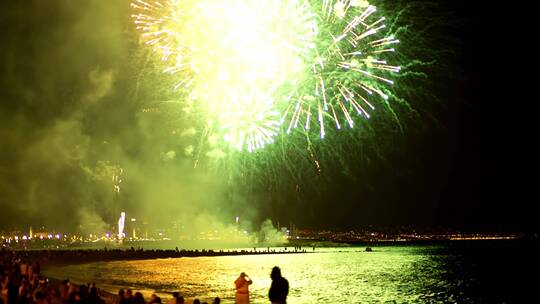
[
  {"left": 131, "top": 0, "right": 317, "bottom": 151},
  {"left": 132, "top": 1, "right": 401, "bottom": 150}
]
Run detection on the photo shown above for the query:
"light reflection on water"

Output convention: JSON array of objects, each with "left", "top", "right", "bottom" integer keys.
[{"left": 44, "top": 246, "right": 458, "bottom": 303}]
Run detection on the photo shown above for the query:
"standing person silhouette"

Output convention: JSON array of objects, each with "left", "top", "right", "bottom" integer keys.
[
  {"left": 269, "top": 266, "right": 289, "bottom": 304},
  {"left": 234, "top": 272, "right": 252, "bottom": 304}
]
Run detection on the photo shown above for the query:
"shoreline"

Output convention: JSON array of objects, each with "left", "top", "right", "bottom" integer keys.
[{"left": 23, "top": 247, "right": 310, "bottom": 268}]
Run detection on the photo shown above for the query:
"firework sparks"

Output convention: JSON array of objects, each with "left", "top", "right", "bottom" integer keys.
[
  {"left": 132, "top": 0, "right": 401, "bottom": 151},
  {"left": 220, "top": 88, "right": 281, "bottom": 153},
  {"left": 132, "top": 0, "right": 317, "bottom": 152},
  {"left": 283, "top": 0, "right": 401, "bottom": 139}
]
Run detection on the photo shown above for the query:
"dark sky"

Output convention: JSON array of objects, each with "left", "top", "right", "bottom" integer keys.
[
  {"left": 0, "top": 0, "right": 534, "bottom": 233},
  {"left": 422, "top": 0, "right": 535, "bottom": 232}
]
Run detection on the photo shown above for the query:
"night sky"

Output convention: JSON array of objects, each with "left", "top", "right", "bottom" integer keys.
[{"left": 0, "top": 1, "right": 534, "bottom": 233}]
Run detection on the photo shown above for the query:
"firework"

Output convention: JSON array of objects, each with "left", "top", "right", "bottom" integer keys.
[
  {"left": 220, "top": 87, "right": 281, "bottom": 152},
  {"left": 131, "top": 0, "right": 317, "bottom": 151},
  {"left": 282, "top": 0, "right": 401, "bottom": 139},
  {"left": 132, "top": 0, "right": 401, "bottom": 151}
]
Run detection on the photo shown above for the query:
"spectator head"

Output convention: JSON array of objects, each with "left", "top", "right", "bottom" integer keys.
[
  {"left": 134, "top": 292, "right": 145, "bottom": 304},
  {"left": 271, "top": 266, "right": 282, "bottom": 280},
  {"left": 34, "top": 291, "right": 45, "bottom": 301}
]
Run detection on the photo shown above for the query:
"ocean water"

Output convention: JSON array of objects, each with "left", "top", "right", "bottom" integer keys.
[{"left": 43, "top": 240, "right": 536, "bottom": 303}]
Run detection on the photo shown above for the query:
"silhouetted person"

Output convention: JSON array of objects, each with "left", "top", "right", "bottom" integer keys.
[
  {"left": 169, "top": 292, "right": 185, "bottom": 304},
  {"left": 148, "top": 294, "right": 161, "bottom": 304},
  {"left": 125, "top": 289, "right": 133, "bottom": 303},
  {"left": 79, "top": 285, "right": 88, "bottom": 302},
  {"left": 132, "top": 292, "right": 145, "bottom": 304},
  {"left": 117, "top": 290, "right": 130, "bottom": 304},
  {"left": 268, "top": 267, "right": 288, "bottom": 304},
  {"left": 234, "top": 272, "right": 252, "bottom": 304},
  {"left": 7, "top": 275, "right": 18, "bottom": 304},
  {"left": 212, "top": 297, "right": 220, "bottom": 304},
  {"left": 87, "top": 287, "right": 105, "bottom": 304}
]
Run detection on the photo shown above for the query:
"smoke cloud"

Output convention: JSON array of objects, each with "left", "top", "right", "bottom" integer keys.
[{"left": 0, "top": 0, "right": 288, "bottom": 242}]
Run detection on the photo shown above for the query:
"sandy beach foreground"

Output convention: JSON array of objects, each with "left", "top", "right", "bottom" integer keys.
[{"left": 3, "top": 247, "right": 306, "bottom": 304}]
